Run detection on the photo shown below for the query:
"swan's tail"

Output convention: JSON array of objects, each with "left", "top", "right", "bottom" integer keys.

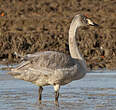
[{"left": 8, "top": 68, "right": 21, "bottom": 77}]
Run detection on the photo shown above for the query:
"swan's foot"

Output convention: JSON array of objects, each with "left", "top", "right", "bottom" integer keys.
[
  {"left": 38, "top": 86, "right": 43, "bottom": 104},
  {"left": 55, "top": 91, "right": 59, "bottom": 106},
  {"left": 54, "top": 84, "right": 60, "bottom": 106}
]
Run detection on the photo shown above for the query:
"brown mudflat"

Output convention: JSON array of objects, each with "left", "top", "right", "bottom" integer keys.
[{"left": 0, "top": 0, "right": 116, "bottom": 69}]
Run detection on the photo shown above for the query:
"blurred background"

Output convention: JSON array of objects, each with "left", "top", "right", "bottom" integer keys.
[{"left": 0, "top": 0, "right": 115, "bottom": 69}]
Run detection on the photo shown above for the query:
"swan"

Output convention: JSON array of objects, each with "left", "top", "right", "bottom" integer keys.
[{"left": 8, "top": 14, "right": 98, "bottom": 104}]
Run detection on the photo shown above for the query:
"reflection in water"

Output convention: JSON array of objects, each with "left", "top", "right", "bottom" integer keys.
[{"left": 0, "top": 69, "right": 116, "bottom": 110}]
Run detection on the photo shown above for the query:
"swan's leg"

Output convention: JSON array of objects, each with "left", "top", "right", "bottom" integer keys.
[
  {"left": 54, "top": 84, "right": 60, "bottom": 105},
  {"left": 38, "top": 86, "right": 43, "bottom": 103}
]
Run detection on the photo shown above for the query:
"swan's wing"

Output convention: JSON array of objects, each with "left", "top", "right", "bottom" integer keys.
[{"left": 13, "top": 51, "right": 76, "bottom": 70}]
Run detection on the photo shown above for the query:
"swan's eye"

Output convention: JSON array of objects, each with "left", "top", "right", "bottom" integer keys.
[
  {"left": 81, "top": 16, "right": 88, "bottom": 24},
  {"left": 84, "top": 18, "right": 88, "bottom": 24}
]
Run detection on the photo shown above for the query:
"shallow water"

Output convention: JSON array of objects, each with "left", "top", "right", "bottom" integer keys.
[{"left": 0, "top": 69, "right": 116, "bottom": 110}]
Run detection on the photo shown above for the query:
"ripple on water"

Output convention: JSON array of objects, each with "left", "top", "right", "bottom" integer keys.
[{"left": 0, "top": 69, "right": 116, "bottom": 110}]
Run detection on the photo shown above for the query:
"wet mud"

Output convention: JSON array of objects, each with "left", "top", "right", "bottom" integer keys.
[{"left": 0, "top": 0, "right": 116, "bottom": 69}]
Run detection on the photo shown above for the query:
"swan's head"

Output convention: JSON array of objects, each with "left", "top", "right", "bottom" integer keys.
[{"left": 73, "top": 14, "right": 98, "bottom": 27}]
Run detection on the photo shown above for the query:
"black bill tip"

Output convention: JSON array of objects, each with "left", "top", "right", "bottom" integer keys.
[{"left": 91, "top": 23, "right": 99, "bottom": 27}]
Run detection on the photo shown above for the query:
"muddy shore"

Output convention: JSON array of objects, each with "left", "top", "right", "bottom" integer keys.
[{"left": 0, "top": 0, "right": 116, "bottom": 69}]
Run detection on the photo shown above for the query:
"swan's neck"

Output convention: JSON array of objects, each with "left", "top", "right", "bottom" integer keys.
[{"left": 69, "top": 19, "right": 87, "bottom": 71}]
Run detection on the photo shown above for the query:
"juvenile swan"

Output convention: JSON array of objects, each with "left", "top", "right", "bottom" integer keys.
[{"left": 8, "top": 14, "right": 98, "bottom": 104}]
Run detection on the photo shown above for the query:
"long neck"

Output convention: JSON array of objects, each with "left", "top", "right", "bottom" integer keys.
[{"left": 69, "top": 18, "right": 87, "bottom": 71}]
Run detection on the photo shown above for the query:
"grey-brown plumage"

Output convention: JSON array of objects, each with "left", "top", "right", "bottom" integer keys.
[
  {"left": 8, "top": 14, "right": 98, "bottom": 104},
  {"left": 9, "top": 51, "right": 85, "bottom": 86}
]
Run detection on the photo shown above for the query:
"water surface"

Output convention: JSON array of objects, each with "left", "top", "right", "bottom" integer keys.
[{"left": 0, "top": 68, "right": 116, "bottom": 110}]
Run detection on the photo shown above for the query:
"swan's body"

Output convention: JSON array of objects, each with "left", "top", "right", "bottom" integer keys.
[
  {"left": 8, "top": 14, "right": 97, "bottom": 104},
  {"left": 11, "top": 51, "right": 86, "bottom": 85}
]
